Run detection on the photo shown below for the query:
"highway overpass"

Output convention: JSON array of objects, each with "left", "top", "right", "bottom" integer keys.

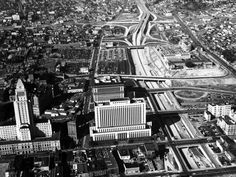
[{"left": 147, "top": 87, "right": 236, "bottom": 94}]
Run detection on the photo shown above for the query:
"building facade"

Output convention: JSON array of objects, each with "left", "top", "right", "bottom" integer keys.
[
  {"left": 207, "top": 103, "right": 231, "bottom": 118},
  {"left": 92, "top": 83, "right": 124, "bottom": 103},
  {"left": 0, "top": 138, "right": 60, "bottom": 156},
  {"left": 0, "top": 125, "right": 17, "bottom": 141},
  {"left": 35, "top": 119, "right": 53, "bottom": 138},
  {"left": 90, "top": 98, "right": 151, "bottom": 141},
  {"left": 217, "top": 115, "right": 236, "bottom": 136},
  {"left": 14, "top": 79, "right": 34, "bottom": 141},
  {"left": 33, "top": 95, "right": 40, "bottom": 117},
  {"left": 67, "top": 120, "right": 78, "bottom": 144}
]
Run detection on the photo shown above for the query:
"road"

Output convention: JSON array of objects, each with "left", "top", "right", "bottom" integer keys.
[
  {"left": 174, "top": 13, "right": 236, "bottom": 77},
  {"left": 147, "top": 87, "right": 188, "bottom": 172},
  {"left": 97, "top": 73, "right": 228, "bottom": 81},
  {"left": 147, "top": 87, "right": 236, "bottom": 94},
  {"left": 83, "top": 45, "right": 100, "bottom": 114}
]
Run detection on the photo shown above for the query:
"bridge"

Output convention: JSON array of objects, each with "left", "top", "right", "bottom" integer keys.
[
  {"left": 105, "top": 45, "right": 145, "bottom": 49},
  {"left": 155, "top": 108, "right": 205, "bottom": 114},
  {"left": 97, "top": 74, "right": 227, "bottom": 81}
]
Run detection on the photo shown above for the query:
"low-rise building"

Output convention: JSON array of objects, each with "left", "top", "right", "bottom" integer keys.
[
  {"left": 225, "top": 151, "right": 235, "bottom": 162},
  {"left": 124, "top": 162, "right": 140, "bottom": 174},
  {"left": 158, "top": 45, "right": 191, "bottom": 62},
  {"left": 71, "top": 149, "right": 119, "bottom": 177},
  {"left": 0, "top": 133, "right": 60, "bottom": 156},
  {"left": 204, "top": 110, "right": 212, "bottom": 121},
  {"left": 92, "top": 82, "right": 124, "bottom": 103}
]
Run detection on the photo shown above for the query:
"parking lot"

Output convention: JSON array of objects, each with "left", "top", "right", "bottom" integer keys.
[
  {"left": 97, "top": 48, "right": 131, "bottom": 74},
  {"left": 198, "top": 123, "right": 223, "bottom": 137}
]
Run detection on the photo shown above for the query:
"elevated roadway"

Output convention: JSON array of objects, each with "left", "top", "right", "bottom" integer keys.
[
  {"left": 156, "top": 108, "right": 205, "bottom": 114},
  {"left": 148, "top": 87, "right": 236, "bottom": 94},
  {"left": 98, "top": 74, "right": 228, "bottom": 81}
]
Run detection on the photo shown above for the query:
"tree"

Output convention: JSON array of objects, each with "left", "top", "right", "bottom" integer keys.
[{"left": 222, "top": 49, "right": 236, "bottom": 63}]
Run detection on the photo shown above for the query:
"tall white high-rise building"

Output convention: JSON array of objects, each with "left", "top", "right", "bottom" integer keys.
[
  {"left": 90, "top": 98, "right": 151, "bottom": 141},
  {"left": 14, "top": 79, "right": 33, "bottom": 141}
]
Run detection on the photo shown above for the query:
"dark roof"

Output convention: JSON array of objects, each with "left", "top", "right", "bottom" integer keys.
[
  {"left": 87, "top": 160, "right": 107, "bottom": 172},
  {"left": 144, "top": 143, "right": 155, "bottom": 151},
  {"left": 124, "top": 162, "right": 139, "bottom": 168},
  {"left": 93, "top": 82, "right": 124, "bottom": 88},
  {"left": 110, "top": 97, "right": 129, "bottom": 102},
  {"left": 119, "top": 149, "right": 130, "bottom": 156},
  {"left": 20, "top": 125, "right": 30, "bottom": 129},
  {"left": 219, "top": 115, "right": 235, "bottom": 125},
  {"left": 35, "top": 119, "right": 50, "bottom": 124},
  {"left": 17, "top": 91, "right": 25, "bottom": 96}
]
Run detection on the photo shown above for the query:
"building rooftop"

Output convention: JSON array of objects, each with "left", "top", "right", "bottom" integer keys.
[
  {"left": 110, "top": 97, "right": 130, "bottom": 102},
  {"left": 35, "top": 119, "right": 50, "bottom": 124},
  {"left": 94, "top": 76, "right": 122, "bottom": 85},
  {"left": 0, "top": 132, "right": 60, "bottom": 145},
  {"left": 144, "top": 143, "right": 156, "bottom": 152},
  {"left": 93, "top": 82, "right": 124, "bottom": 88},
  {"left": 119, "top": 149, "right": 130, "bottom": 157},
  {"left": 220, "top": 115, "right": 235, "bottom": 125},
  {"left": 72, "top": 148, "right": 118, "bottom": 174},
  {"left": 96, "top": 97, "right": 145, "bottom": 107},
  {"left": 124, "top": 162, "right": 139, "bottom": 168},
  {"left": 209, "top": 103, "right": 231, "bottom": 106},
  {"left": 16, "top": 79, "right": 25, "bottom": 90}
]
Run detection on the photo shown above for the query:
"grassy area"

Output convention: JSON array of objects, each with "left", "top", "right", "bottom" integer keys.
[
  {"left": 199, "top": 85, "right": 236, "bottom": 92},
  {"left": 175, "top": 90, "right": 205, "bottom": 99}
]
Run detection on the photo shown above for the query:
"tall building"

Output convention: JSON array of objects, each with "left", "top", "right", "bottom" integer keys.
[
  {"left": 67, "top": 120, "right": 78, "bottom": 144},
  {"left": 92, "top": 83, "right": 124, "bottom": 103},
  {"left": 32, "top": 95, "right": 40, "bottom": 117},
  {"left": 32, "top": 84, "right": 53, "bottom": 118},
  {"left": 90, "top": 98, "right": 151, "bottom": 141},
  {"left": 0, "top": 79, "right": 60, "bottom": 155},
  {"left": 207, "top": 103, "right": 231, "bottom": 118},
  {"left": 14, "top": 79, "right": 33, "bottom": 141}
]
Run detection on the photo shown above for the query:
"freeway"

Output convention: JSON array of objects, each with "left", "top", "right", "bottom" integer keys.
[
  {"left": 174, "top": 13, "right": 236, "bottom": 77},
  {"left": 147, "top": 89, "right": 188, "bottom": 173},
  {"left": 147, "top": 87, "right": 236, "bottom": 94},
  {"left": 98, "top": 73, "right": 228, "bottom": 80},
  {"left": 156, "top": 108, "right": 205, "bottom": 114},
  {"left": 104, "top": 44, "right": 145, "bottom": 49}
]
